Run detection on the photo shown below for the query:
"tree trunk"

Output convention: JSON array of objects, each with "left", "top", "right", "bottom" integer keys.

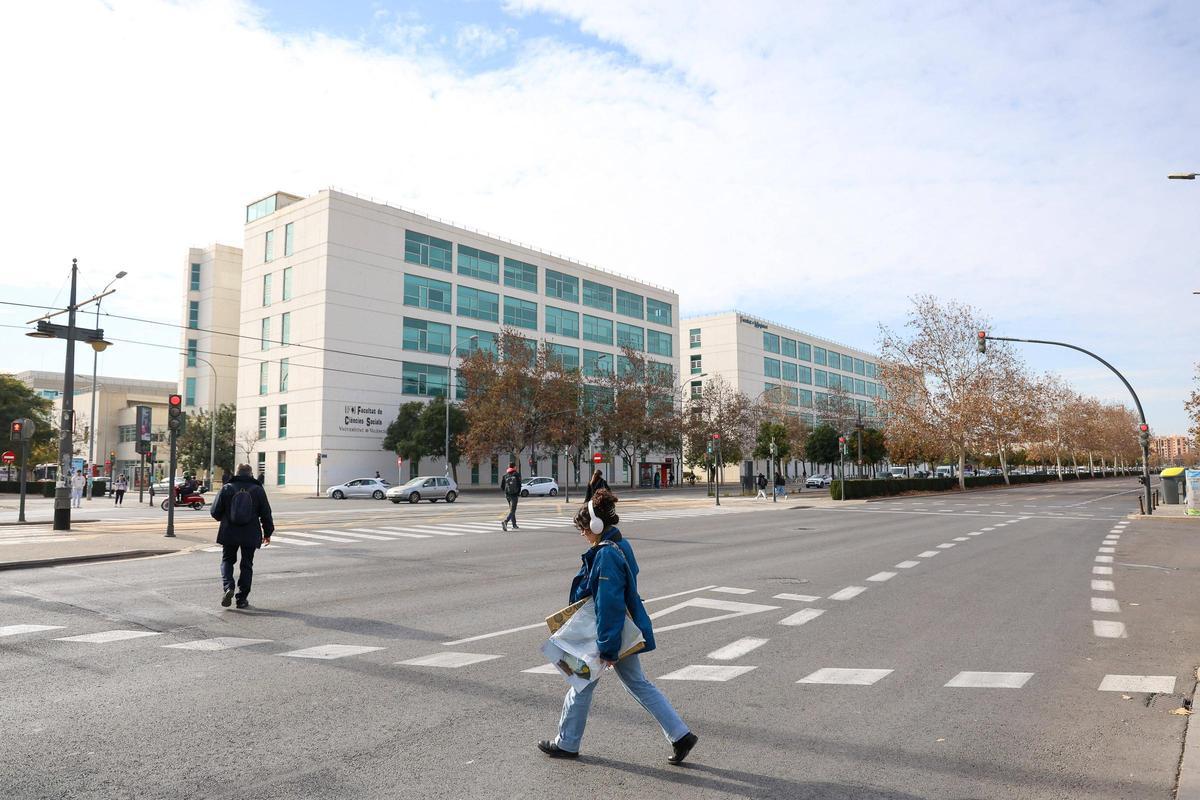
[
  {"left": 1088, "top": 452, "right": 1095, "bottom": 477},
  {"left": 1056, "top": 451, "right": 1064, "bottom": 481},
  {"left": 998, "top": 441, "right": 1010, "bottom": 485},
  {"left": 957, "top": 450, "right": 966, "bottom": 491}
]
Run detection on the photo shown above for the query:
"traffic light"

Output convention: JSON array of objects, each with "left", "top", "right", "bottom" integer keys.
[
  {"left": 838, "top": 435, "right": 847, "bottom": 456},
  {"left": 168, "top": 394, "right": 183, "bottom": 432},
  {"left": 10, "top": 420, "right": 23, "bottom": 441},
  {"left": 977, "top": 331, "right": 987, "bottom": 354},
  {"left": 1137, "top": 423, "right": 1150, "bottom": 449}
]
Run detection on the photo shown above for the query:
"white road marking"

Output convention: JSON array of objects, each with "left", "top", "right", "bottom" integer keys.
[
  {"left": 964, "top": 510, "right": 980, "bottom": 514},
  {"left": 282, "top": 531, "right": 357, "bottom": 543},
  {"left": 56, "top": 630, "right": 162, "bottom": 644},
  {"left": 1091, "top": 597, "right": 1121, "bottom": 613},
  {"left": 1098, "top": 547, "right": 1115, "bottom": 554},
  {"left": 953, "top": 536, "right": 970, "bottom": 541},
  {"left": 967, "top": 532, "right": 983, "bottom": 536},
  {"left": 1095, "top": 556, "right": 1114, "bottom": 563},
  {"left": 280, "top": 644, "right": 385, "bottom": 660},
  {"left": 1092, "top": 620, "right": 1127, "bottom": 638},
  {"left": 522, "top": 663, "right": 562, "bottom": 674},
  {"left": 1098, "top": 674, "right": 1175, "bottom": 693},
  {"left": 918, "top": 551, "right": 940, "bottom": 558},
  {"left": 797, "top": 668, "right": 893, "bottom": 686},
  {"left": 866, "top": 572, "right": 896, "bottom": 582},
  {"left": 1102, "top": 539, "right": 1118, "bottom": 545},
  {"left": 267, "top": 537, "right": 320, "bottom": 546},
  {"left": 0, "top": 624, "right": 64, "bottom": 637},
  {"left": 333, "top": 530, "right": 394, "bottom": 541},
  {"left": 945, "top": 671, "right": 1034, "bottom": 689},
  {"left": 711, "top": 587, "right": 756, "bottom": 595},
  {"left": 993, "top": 523, "right": 1007, "bottom": 527},
  {"left": 1093, "top": 566, "right": 1113, "bottom": 575},
  {"left": 651, "top": 597, "right": 781, "bottom": 633},
  {"left": 936, "top": 543, "right": 956, "bottom": 549},
  {"left": 373, "top": 527, "right": 435, "bottom": 538},
  {"left": 0, "top": 536, "right": 80, "bottom": 545},
  {"left": 1091, "top": 580, "right": 1115, "bottom": 591},
  {"left": 773, "top": 593, "right": 821, "bottom": 602},
  {"left": 779, "top": 609, "right": 826, "bottom": 626},
  {"left": 398, "top": 652, "right": 503, "bottom": 668},
  {"left": 981, "top": 527, "right": 995, "bottom": 531},
  {"left": 164, "top": 637, "right": 271, "bottom": 651},
  {"left": 707, "top": 637, "right": 770, "bottom": 660},
  {"left": 828, "top": 586, "right": 866, "bottom": 601},
  {"left": 385, "top": 526, "right": 464, "bottom": 537},
  {"left": 894, "top": 561, "right": 920, "bottom": 569},
  {"left": 342, "top": 528, "right": 428, "bottom": 539},
  {"left": 659, "top": 664, "right": 757, "bottom": 682}
]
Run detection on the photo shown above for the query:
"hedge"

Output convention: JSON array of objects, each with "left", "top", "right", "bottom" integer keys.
[
  {"left": 0, "top": 479, "right": 108, "bottom": 496},
  {"left": 826, "top": 471, "right": 1138, "bottom": 499}
]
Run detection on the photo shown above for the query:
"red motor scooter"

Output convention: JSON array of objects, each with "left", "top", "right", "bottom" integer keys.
[{"left": 161, "top": 489, "right": 206, "bottom": 511}]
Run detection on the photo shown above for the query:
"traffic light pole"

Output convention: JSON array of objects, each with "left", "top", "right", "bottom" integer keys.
[
  {"left": 18, "top": 438, "right": 28, "bottom": 524},
  {"left": 983, "top": 334, "right": 1153, "bottom": 516},
  {"left": 165, "top": 428, "right": 177, "bottom": 538}
]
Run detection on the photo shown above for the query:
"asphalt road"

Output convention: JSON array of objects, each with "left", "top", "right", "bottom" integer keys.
[{"left": 1, "top": 480, "right": 1195, "bottom": 799}]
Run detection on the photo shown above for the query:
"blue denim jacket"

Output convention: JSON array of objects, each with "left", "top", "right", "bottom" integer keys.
[{"left": 569, "top": 527, "right": 657, "bottom": 661}]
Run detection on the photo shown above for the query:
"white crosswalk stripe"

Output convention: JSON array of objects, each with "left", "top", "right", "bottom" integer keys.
[{"left": 282, "top": 531, "right": 358, "bottom": 543}]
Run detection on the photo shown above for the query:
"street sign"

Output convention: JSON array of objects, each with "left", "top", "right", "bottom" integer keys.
[
  {"left": 592, "top": 453, "right": 603, "bottom": 464},
  {"left": 1, "top": 451, "right": 14, "bottom": 465}
]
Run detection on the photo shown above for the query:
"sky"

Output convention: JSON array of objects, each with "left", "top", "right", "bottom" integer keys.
[{"left": 1, "top": 0, "right": 1197, "bottom": 433}]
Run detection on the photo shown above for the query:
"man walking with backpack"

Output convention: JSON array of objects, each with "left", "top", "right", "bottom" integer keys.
[
  {"left": 210, "top": 463, "right": 274, "bottom": 609},
  {"left": 501, "top": 462, "right": 522, "bottom": 531}
]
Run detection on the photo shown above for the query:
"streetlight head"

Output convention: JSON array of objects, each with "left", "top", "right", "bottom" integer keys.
[
  {"left": 1168, "top": 173, "right": 1197, "bottom": 180},
  {"left": 115, "top": 270, "right": 128, "bottom": 279},
  {"left": 87, "top": 337, "right": 113, "bottom": 353},
  {"left": 26, "top": 328, "right": 54, "bottom": 339}
]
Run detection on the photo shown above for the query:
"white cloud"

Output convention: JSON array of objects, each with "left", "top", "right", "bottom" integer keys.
[{"left": 455, "top": 23, "right": 517, "bottom": 59}]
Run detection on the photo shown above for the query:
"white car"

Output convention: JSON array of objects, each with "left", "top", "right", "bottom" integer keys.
[
  {"left": 386, "top": 476, "right": 458, "bottom": 503},
  {"left": 805, "top": 474, "right": 832, "bottom": 488},
  {"left": 520, "top": 477, "right": 560, "bottom": 497},
  {"left": 326, "top": 478, "right": 391, "bottom": 500}
]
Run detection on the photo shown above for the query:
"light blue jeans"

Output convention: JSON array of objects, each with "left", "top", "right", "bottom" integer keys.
[{"left": 554, "top": 653, "right": 689, "bottom": 753}]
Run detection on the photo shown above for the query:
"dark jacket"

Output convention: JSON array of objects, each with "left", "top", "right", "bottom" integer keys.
[
  {"left": 569, "top": 528, "right": 656, "bottom": 662},
  {"left": 756, "top": 474, "right": 767, "bottom": 489},
  {"left": 584, "top": 475, "right": 609, "bottom": 502},
  {"left": 774, "top": 473, "right": 785, "bottom": 487},
  {"left": 211, "top": 475, "right": 274, "bottom": 547},
  {"left": 502, "top": 470, "right": 522, "bottom": 497}
]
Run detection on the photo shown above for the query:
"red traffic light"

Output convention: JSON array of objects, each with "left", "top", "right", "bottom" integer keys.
[
  {"left": 10, "top": 421, "right": 21, "bottom": 433},
  {"left": 712, "top": 433, "right": 721, "bottom": 440},
  {"left": 1138, "top": 423, "right": 1149, "bottom": 432},
  {"left": 168, "top": 394, "right": 182, "bottom": 408},
  {"left": 977, "top": 331, "right": 986, "bottom": 339},
  {"left": 838, "top": 436, "right": 845, "bottom": 443}
]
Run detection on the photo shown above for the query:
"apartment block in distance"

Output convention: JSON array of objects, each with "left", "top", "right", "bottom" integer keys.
[
  {"left": 179, "top": 244, "right": 242, "bottom": 417},
  {"left": 238, "top": 189, "right": 681, "bottom": 492}
]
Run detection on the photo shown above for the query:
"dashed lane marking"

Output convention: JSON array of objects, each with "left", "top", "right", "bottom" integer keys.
[
  {"left": 1093, "top": 566, "right": 1113, "bottom": 575},
  {"left": 330, "top": 529, "right": 394, "bottom": 541},
  {"left": 659, "top": 664, "right": 757, "bottom": 682},
  {"left": 383, "top": 526, "right": 464, "bottom": 537},
  {"left": 398, "top": 652, "right": 503, "bottom": 668},
  {"left": 945, "top": 671, "right": 1034, "bottom": 689},
  {"left": 1092, "top": 620, "right": 1127, "bottom": 638},
  {"left": 894, "top": 561, "right": 920, "bottom": 569},
  {"left": 164, "top": 637, "right": 272, "bottom": 651},
  {"left": 55, "top": 630, "right": 162, "bottom": 644},
  {"left": 797, "top": 668, "right": 893, "bottom": 686},
  {"left": 1098, "top": 547, "right": 1115, "bottom": 554},
  {"left": 828, "top": 586, "right": 866, "bottom": 601},
  {"left": 866, "top": 572, "right": 896, "bottom": 582},
  {"left": 279, "top": 644, "right": 385, "bottom": 660},
  {"left": 1098, "top": 675, "right": 1175, "bottom": 693},
  {"left": 778, "top": 609, "right": 826, "bottom": 626},
  {"left": 1091, "top": 597, "right": 1121, "bottom": 613},
  {"left": 522, "top": 663, "right": 562, "bottom": 674},
  {"left": 936, "top": 543, "right": 957, "bottom": 549},
  {"left": 1095, "top": 556, "right": 1114, "bottom": 563},
  {"left": 374, "top": 527, "right": 434, "bottom": 538},
  {"left": 1091, "top": 580, "right": 1115, "bottom": 592},
  {"left": 0, "top": 624, "right": 64, "bottom": 637},
  {"left": 917, "top": 551, "right": 940, "bottom": 558},
  {"left": 707, "top": 637, "right": 769, "bottom": 660},
  {"left": 953, "top": 537, "right": 969, "bottom": 542}
]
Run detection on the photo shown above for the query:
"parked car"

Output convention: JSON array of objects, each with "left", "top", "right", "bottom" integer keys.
[
  {"left": 386, "top": 475, "right": 458, "bottom": 504},
  {"left": 805, "top": 474, "right": 832, "bottom": 488},
  {"left": 886, "top": 467, "right": 908, "bottom": 479},
  {"left": 520, "top": 477, "right": 559, "bottom": 497},
  {"left": 326, "top": 478, "right": 391, "bottom": 500}
]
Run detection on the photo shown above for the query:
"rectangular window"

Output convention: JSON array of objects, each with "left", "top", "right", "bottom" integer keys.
[
  {"left": 404, "top": 230, "right": 452, "bottom": 271},
  {"left": 118, "top": 425, "right": 136, "bottom": 443},
  {"left": 471, "top": 462, "right": 480, "bottom": 485},
  {"left": 615, "top": 289, "right": 643, "bottom": 319},
  {"left": 404, "top": 274, "right": 452, "bottom": 313},
  {"left": 689, "top": 328, "right": 701, "bottom": 348},
  {"left": 583, "top": 349, "right": 613, "bottom": 378},
  {"left": 278, "top": 404, "right": 288, "bottom": 438},
  {"left": 262, "top": 273, "right": 272, "bottom": 307},
  {"left": 690, "top": 354, "right": 702, "bottom": 375},
  {"left": 185, "top": 377, "right": 196, "bottom": 406},
  {"left": 189, "top": 263, "right": 201, "bottom": 291},
  {"left": 828, "top": 373, "right": 841, "bottom": 390},
  {"left": 503, "top": 296, "right": 538, "bottom": 330},
  {"left": 617, "top": 354, "right": 636, "bottom": 377},
  {"left": 549, "top": 343, "right": 580, "bottom": 371},
  {"left": 647, "top": 361, "right": 673, "bottom": 384},
  {"left": 402, "top": 362, "right": 449, "bottom": 397},
  {"left": 854, "top": 378, "right": 867, "bottom": 395},
  {"left": 582, "top": 314, "right": 613, "bottom": 346},
  {"left": 456, "top": 327, "right": 497, "bottom": 356},
  {"left": 799, "top": 389, "right": 813, "bottom": 407},
  {"left": 186, "top": 339, "right": 197, "bottom": 367},
  {"left": 616, "top": 322, "right": 644, "bottom": 351},
  {"left": 261, "top": 317, "right": 270, "bottom": 350},
  {"left": 402, "top": 317, "right": 452, "bottom": 355},
  {"left": 282, "top": 267, "right": 293, "bottom": 301},
  {"left": 690, "top": 380, "right": 703, "bottom": 400},
  {"left": 283, "top": 222, "right": 294, "bottom": 257},
  {"left": 188, "top": 301, "right": 199, "bottom": 330},
  {"left": 784, "top": 386, "right": 800, "bottom": 407},
  {"left": 503, "top": 257, "right": 538, "bottom": 292},
  {"left": 781, "top": 338, "right": 797, "bottom": 359},
  {"left": 763, "top": 382, "right": 782, "bottom": 403},
  {"left": 763, "top": 332, "right": 780, "bottom": 353},
  {"left": 647, "top": 329, "right": 672, "bottom": 357},
  {"left": 814, "top": 347, "right": 827, "bottom": 366},
  {"left": 457, "top": 244, "right": 500, "bottom": 283},
  {"left": 456, "top": 285, "right": 499, "bottom": 321},
  {"left": 799, "top": 342, "right": 812, "bottom": 361},
  {"left": 798, "top": 365, "right": 812, "bottom": 384},
  {"left": 764, "top": 357, "right": 782, "bottom": 379},
  {"left": 490, "top": 459, "right": 499, "bottom": 485},
  {"left": 865, "top": 362, "right": 877, "bottom": 378},
  {"left": 545, "top": 269, "right": 579, "bottom": 303},
  {"left": 246, "top": 195, "right": 276, "bottom": 222},
  {"left": 259, "top": 362, "right": 268, "bottom": 395},
  {"left": 545, "top": 305, "right": 579, "bottom": 338},
  {"left": 279, "top": 358, "right": 289, "bottom": 393},
  {"left": 264, "top": 229, "right": 274, "bottom": 263},
  {"left": 815, "top": 369, "right": 828, "bottom": 388},
  {"left": 582, "top": 280, "right": 613, "bottom": 311},
  {"left": 256, "top": 451, "right": 266, "bottom": 477},
  {"left": 276, "top": 451, "right": 286, "bottom": 486},
  {"left": 280, "top": 312, "right": 290, "bottom": 347},
  {"left": 258, "top": 406, "right": 267, "bottom": 438},
  {"left": 782, "top": 362, "right": 798, "bottom": 382},
  {"left": 854, "top": 358, "right": 866, "bottom": 376},
  {"left": 646, "top": 298, "right": 672, "bottom": 326},
  {"left": 827, "top": 352, "right": 841, "bottom": 371},
  {"left": 866, "top": 382, "right": 877, "bottom": 397}
]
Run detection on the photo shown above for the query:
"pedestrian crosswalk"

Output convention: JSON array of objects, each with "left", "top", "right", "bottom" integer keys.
[{"left": 0, "top": 525, "right": 81, "bottom": 545}]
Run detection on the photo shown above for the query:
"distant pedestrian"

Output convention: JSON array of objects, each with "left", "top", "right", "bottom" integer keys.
[
  {"left": 375, "top": 471, "right": 381, "bottom": 479},
  {"left": 114, "top": 474, "right": 128, "bottom": 505},
  {"left": 210, "top": 463, "right": 274, "bottom": 609},
  {"left": 70, "top": 471, "right": 84, "bottom": 508},
  {"left": 538, "top": 488, "right": 698, "bottom": 764},
  {"left": 584, "top": 469, "right": 609, "bottom": 502},
  {"left": 501, "top": 463, "right": 522, "bottom": 531},
  {"left": 774, "top": 471, "right": 786, "bottom": 499},
  {"left": 755, "top": 473, "right": 767, "bottom": 500}
]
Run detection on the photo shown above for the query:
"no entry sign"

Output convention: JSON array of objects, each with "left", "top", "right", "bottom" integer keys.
[
  {"left": 1, "top": 451, "right": 14, "bottom": 464},
  {"left": 592, "top": 453, "right": 603, "bottom": 464}
]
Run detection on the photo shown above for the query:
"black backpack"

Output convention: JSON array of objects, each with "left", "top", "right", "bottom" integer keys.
[
  {"left": 229, "top": 485, "right": 257, "bottom": 526},
  {"left": 504, "top": 473, "right": 521, "bottom": 494}
]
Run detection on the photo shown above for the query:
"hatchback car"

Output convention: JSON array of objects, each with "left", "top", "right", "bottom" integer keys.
[
  {"left": 805, "top": 474, "right": 832, "bottom": 488},
  {"left": 520, "top": 477, "right": 560, "bottom": 497},
  {"left": 326, "top": 478, "right": 391, "bottom": 500},
  {"left": 386, "top": 476, "right": 458, "bottom": 503}
]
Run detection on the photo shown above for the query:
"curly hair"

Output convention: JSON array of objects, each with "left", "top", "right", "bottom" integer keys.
[{"left": 574, "top": 487, "right": 619, "bottom": 530}]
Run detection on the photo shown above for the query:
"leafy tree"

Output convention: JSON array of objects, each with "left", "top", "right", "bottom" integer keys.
[
  {"left": 752, "top": 421, "right": 791, "bottom": 476},
  {"left": 680, "top": 374, "right": 753, "bottom": 482},
  {"left": 177, "top": 403, "right": 237, "bottom": 479},
  {"left": 0, "top": 375, "right": 55, "bottom": 468},
  {"left": 805, "top": 424, "right": 840, "bottom": 471},
  {"left": 595, "top": 347, "right": 678, "bottom": 489},
  {"left": 383, "top": 402, "right": 429, "bottom": 473},
  {"left": 1187, "top": 363, "right": 1200, "bottom": 452},
  {"left": 419, "top": 397, "right": 468, "bottom": 481}
]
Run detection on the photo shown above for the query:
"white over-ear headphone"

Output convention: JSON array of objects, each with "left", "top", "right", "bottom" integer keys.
[{"left": 587, "top": 499, "right": 604, "bottom": 534}]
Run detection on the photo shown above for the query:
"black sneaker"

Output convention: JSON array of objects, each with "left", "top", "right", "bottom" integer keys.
[
  {"left": 512, "top": 524, "right": 520, "bottom": 530},
  {"left": 502, "top": 520, "right": 508, "bottom": 531},
  {"left": 236, "top": 598, "right": 249, "bottom": 609},
  {"left": 537, "top": 740, "right": 578, "bottom": 759},
  {"left": 668, "top": 732, "right": 698, "bottom": 765},
  {"left": 221, "top": 588, "right": 234, "bottom": 608}
]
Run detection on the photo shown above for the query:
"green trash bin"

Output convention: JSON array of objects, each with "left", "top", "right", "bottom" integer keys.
[{"left": 1160, "top": 467, "right": 1185, "bottom": 504}]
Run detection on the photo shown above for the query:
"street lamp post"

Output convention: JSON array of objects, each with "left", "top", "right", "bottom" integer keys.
[
  {"left": 676, "top": 372, "right": 706, "bottom": 490},
  {"left": 86, "top": 271, "right": 125, "bottom": 500},
  {"left": 445, "top": 335, "right": 477, "bottom": 480},
  {"left": 188, "top": 354, "right": 219, "bottom": 487}
]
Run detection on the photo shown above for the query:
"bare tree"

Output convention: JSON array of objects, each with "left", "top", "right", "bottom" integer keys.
[{"left": 237, "top": 429, "right": 262, "bottom": 466}]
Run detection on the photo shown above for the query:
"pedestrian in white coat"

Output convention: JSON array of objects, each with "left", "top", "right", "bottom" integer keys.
[{"left": 70, "top": 471, "right": 85, "bottom": 508}]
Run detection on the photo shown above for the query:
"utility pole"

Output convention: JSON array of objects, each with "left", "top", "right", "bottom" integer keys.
[{"left": 770, "top": 439, "right": 777, "bottom": 503}]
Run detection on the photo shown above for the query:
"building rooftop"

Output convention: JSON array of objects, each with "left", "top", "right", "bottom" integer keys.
[
  {"left": 681, "top": 309, "right": 878, "bottom": 358},
  {"left": 14, "top": 371, "right": 177, "bottom": 395}
]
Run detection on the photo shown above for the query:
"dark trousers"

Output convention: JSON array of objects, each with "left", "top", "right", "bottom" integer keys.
[
  {"left": 221, "top": 543, "right": 256, "bottom": 600},
  {"left": 114, "top": 490, "right": 125, "bottom": 505},
  {"left": 504, "top": 495, "right": 519, "bottom": 526}
]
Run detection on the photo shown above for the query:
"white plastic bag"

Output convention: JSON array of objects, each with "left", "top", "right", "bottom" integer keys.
[{"left": 541, "top": 597, "right": 645, "bottom": 691}]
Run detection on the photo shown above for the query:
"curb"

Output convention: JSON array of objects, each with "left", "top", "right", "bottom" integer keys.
[
  {"left": 1175, "top": 672, "right": 1200, "bottom": 800},
  {"left": 1132, "top": 514, "right": 1200, "bottom": 524},
  {"left": 0, "top": 549, "right": 177, "bottom": 572}
]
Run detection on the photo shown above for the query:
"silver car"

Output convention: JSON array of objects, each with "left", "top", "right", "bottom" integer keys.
[
  {"left": 326, "top": 478, "right": 391, "bottom": 500},
  {"left": 386, "top": 476, "right": 458, "bottom": 504}
]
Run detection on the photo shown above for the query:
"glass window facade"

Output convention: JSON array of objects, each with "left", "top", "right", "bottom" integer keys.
[
  {"left": 690, "top": 380, "right": 703, "bottom": 399},
  {"left": 690, "top": 354, "right": 702, "bottom": 374},
  {"left": 403, "top": 317, "right": 452, "bottom": 355},
  {"left": 646, "top": 298, "right": 672, "bottom": 326},
  {"left": 402, "top": 362, "right": 449, "bottom": 397},
  {"left": 404, "top": 274, "right": 452, "bottom": 312},
  {"left": 582, "top": 280, "right": 613, "bottom": 311},
  {"left": 456, "top": 327, "right": 497, "bottom": 356},
  {"left": 799, "top": 342, "right": 812, "bottom": 361},
  {"left": 798, "top": 365, "right": 812, "bottom": 384},
  {"left": 259, "top": 362, "right": 268, "bottom": 395},
  {"left": 865, "top": 362, "right": 877, "bottom": 378},
  {"left": 764, "top": 357, "right": 782, "bottom": 379},
  {"left": 188, "top": 301, "right": 199, "bottom": 330},
  {"left": 246, "top": 195, "right": 276, "bottom": 222},
  {"left": 815, "top": 369, "right": 828, "bottom": 388},
  {"left": 814, "top": 347, "right": 827, "bottom": 366},
  {"left": 503, "top": 257, "right": 537, "bottom": 292},
  {"left": 647, "top": 329, "right": 672, "bottom": 357},
  {"left": 276, "top": 451, "right": 286, "bottom": 486},
  {"left": 264, "top": 229, "right": 274, "bottom": 263},
  {"left": 278, "top": 404, "right": 288, "bottom": 438},
  {"left": 186, "top": 339, "right": 197, "bottom": 367},
  {"left": 284, "top": 222, "right": 294, "bottom": 257},
  {"left": 763, "top": 332, "right": 780, "bottom": 353},
  {"left": 582, "top": 314, "right": 613, "bottom": 345},
  {"left": 689, "top": 328, "right": 701, "bottom": 348},
  {"left": 616, "top": 322, "right": 644, "bottom": 351},
  {"left": 781, "top": 338, "right": 797, "bottom": 359},
  {"left": 456, "top": 285, "right": 499, "bottom": 322},
  {"left": 545, "top": 305, "right": 579, "bottom": 338},
  {"left": 545, "top": 269, "right": 579, "bottom": 303},
  {"left": 854, "top": 358, "right": 866, "bottom": 376},
  {"left": 185, "top": 377, "right": 196, "bottom": 406},
  {"left": 503, "top": 296, "right": 538, "bottom": 330},
  {"left": 855, "top": 378, "right": 867, "bottom": 395},
  {"left": 615, "top": 289, "right": 643, "bottom": 319},
  {"left": 582, "top": 349, "right": 612, "bottom": 378},
  {"left": 262, "top": 273, "right": 272, "bottom": 306},
  {"left": 549, "top": 343, "right": 580, "bottom": 371},
  {"left": 282, "top": 267, "right": 293, "bottom": 301},
  {"left": 405, "top": 230, "right": 452, "bottom": 271},
  {"left": 783, "top": 386, "right": 799, "bottom": 406},
  {"left": 799, "top": 389, "right": 813, "bottom": 407},
  {"left": 827, "top": 352, "right": 841, "bottom": 371},
  {"left": 258, "top": 406, "right": 267, "bottom": 437},
  {"left": 458, "top": 245, "right": 499, "bottom": 283},
  {"left": 280, "top": 312, "right": 290, "bottom": 346},
  {"left": 279, "top": 358, "right": 289, "bottom": 392},
  {"left": 782, "top": 362, "right": 798, "bottom": 382},
  {"left": 260, "top": 318, "right": 270, "bottom": 350},
  {"left": 189, "top": 263, "right": 201, "bottom": 291}
]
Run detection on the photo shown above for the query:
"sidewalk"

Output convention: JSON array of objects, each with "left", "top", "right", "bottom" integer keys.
[
  {"left": 1135, "top": 502, "right": 1200, "bottom": 523},
  {"left": 0, "top": 514, "right": 213, "bottom": 572}
]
